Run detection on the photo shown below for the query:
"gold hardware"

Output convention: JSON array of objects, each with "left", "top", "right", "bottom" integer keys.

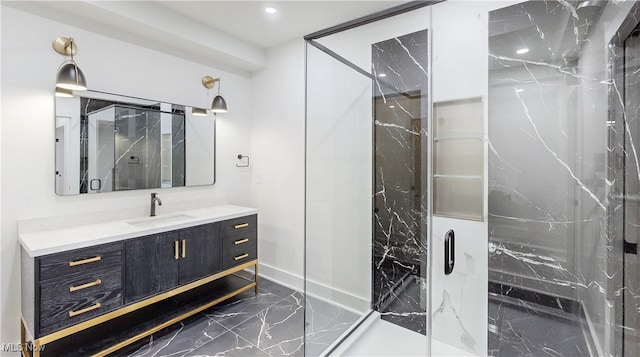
[
  {"left": 69, "top": 256, "right": 101, "bottom": 267},
  {"left": 234, "top": 223, "right": 249, "bottom": 229},
  {"left": 234, "top": 253, "right": 249, "bottom": 261},
  {"left": 182, "top": 239, "right": 186, "bottom": 258},
  {"left": 202, "top": 75, "right": 220, "bottom": 89},
  {"left": 69, "top": 279, "right": 102, "bottom": 292},
  {"left": 234, "top": 238, "right": 249, "bottom": 245},
  {"left": 174, "top": 241, "right": 179, "bottom": 260},
  {"left": 52, "top": 37, "right": 77, "bottom": 56},
  {"left": 34, "top": 259, "right": 258, "bottom": 346},
  {"left": 69, "top": 302, "right": 101, "bottom": 317}
]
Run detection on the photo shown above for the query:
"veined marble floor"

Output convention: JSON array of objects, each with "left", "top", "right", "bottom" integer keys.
[{"left": 122, "top": 277, "right": 359, "bottom": 357}]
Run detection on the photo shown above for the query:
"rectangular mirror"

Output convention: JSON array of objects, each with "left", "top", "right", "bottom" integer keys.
[{"left": 55, "top": 90, "right": 215, "bottom": 195}]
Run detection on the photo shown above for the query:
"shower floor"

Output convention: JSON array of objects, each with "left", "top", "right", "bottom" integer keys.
[{"left": 488, "top": 294, "right": 591, "bottom": 357}]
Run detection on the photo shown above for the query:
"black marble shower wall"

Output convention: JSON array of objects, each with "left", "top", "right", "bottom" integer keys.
[
  {"left": 372, "top": 29, "right": 429, "bottom": 334},
  {"left": 488, "top": 1, "right": 637, "bottom": 356}
]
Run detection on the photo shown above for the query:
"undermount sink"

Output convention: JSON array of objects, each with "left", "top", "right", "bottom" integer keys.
[{"left": 127, "top": 214, "right": 195, "bottom": 227}]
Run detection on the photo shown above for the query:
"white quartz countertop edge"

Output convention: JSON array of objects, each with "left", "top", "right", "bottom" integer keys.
[{"left": 19, "top": 205, "right": 258, "bottom": 257}]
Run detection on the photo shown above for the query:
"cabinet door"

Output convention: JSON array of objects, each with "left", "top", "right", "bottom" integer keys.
[
  {"left": 124, "top": 232, "right": 180, "bottom": 303},
  {"left": 178, "top": 224, "right": 220, "bottom": 284}
]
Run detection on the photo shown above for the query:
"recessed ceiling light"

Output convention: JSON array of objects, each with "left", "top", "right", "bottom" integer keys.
[
  {"left": 516, "top": 48, "right": 529, "bottom": 54},
  {"left": 378, "top": 73, "right": 387, "bottom": 78},
  {"left": 265, "top": 7, "right": 276, "bottom": 14}
]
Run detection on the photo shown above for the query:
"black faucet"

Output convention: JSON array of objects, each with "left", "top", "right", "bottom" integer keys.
[{"left": 150, "top": 193, "right": 162, "bottom": 217}]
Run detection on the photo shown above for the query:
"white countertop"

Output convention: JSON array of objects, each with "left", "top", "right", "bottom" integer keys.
[{"left": 18, "top": 204, "right": 258, "bottom": 257}]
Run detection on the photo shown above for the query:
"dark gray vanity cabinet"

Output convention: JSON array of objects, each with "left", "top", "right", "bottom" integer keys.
[
  {"left": 123, "top": 223, "right": 221, "bottom": 303},
  {"left": 33, "top": 242, "right": 124, "bottom": 337},
  {"left": 123, "top": 231, "right": 180, "bottom": 303},
  {"left": 221, "top": 215, "right": 257, "bottom": 269},
  {"left": 21, "top": 210, "right": 257, "bottom": 356},
  {"left": 178, "top": 223, "right": 221, "bottom": 283}
]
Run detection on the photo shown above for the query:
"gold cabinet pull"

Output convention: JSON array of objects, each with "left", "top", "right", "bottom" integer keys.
[
  {"left": 174, "top": 241, "right": 179, "bottom": 260},
  {"left": 69, "top": 302, "right": 101, "bottom": 317},
  {"left": 234, "top": 238, "right": 249, "bottom": 245},
  {"left": 69, "top": 279, "right": 102, "bottom": 292},
  {"left": 234, "top": 223, "right": 249, "bottom": 229},
  {"left": 234, "top": 253, "right": 249, "bottom": 261},
  {"left": 182, "top": 239, "right": 186, "bottom": 258},
  {"left": 69, "top": 256, "right": 101, "bottom": 267}
]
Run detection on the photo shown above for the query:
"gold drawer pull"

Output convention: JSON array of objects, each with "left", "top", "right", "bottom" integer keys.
[
  {"left": 234, "top": 253, "right": 249, "bottom": 261},
  {"left": 69, "top": 302, "right": 101, "bottom": 317},
  {"left": 174, "top": 241, "right": 179, "bottom": 260},
  {"left": 69, "top": 279, "right": 102, "bottom": 293},
  {"left": 69, "top": 256, "right": 101, "bottom": 267},
  {"left": 234, "top": 223, "right": 249, "bottom": 229},
  {"left": 234, "top": 238, "right": 249, "bottom": 245},
  {"left": 182, "top": 239, "right": 186, "bottom": 259}
]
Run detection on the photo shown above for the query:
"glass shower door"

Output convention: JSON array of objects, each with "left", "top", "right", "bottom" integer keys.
[{"left": 304, "top": 42, "right": 373, "bottom": 356}]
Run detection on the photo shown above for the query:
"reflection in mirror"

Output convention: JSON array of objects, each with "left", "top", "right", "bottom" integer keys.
[{"left": 55, "top": 91, "right": 215, "bottom": 195}]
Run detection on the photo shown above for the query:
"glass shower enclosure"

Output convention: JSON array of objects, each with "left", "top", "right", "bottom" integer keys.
[
  {"left": 304, "top": 3, "right": 434, "bottom": 356},
  {"left": 304, "top": 1, "right": 640, "bottom": 356}
]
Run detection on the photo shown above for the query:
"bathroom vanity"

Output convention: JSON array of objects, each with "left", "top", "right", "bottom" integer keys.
[{"left": 18, "top": 204, "right": 257, "bottom": 356}]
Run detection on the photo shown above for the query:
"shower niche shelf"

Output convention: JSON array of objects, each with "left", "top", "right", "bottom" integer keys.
[{"left": 433, "top": 97, "right": 484, "bottom": 221}]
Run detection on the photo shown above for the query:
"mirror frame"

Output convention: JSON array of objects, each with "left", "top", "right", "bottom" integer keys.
[{"left": 55, "top": 90, "right": 216, "bottom": 195}]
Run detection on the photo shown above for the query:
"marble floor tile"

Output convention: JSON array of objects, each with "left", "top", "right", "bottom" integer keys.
[
  {"left": 187, "top": 330, "right": 269, "bottom": 357},
  {"left": 125, "top": 277, "right": 361, "bottom": 357},
  {"left": 127, "top": 314, "right": 228, "bottom": 356},
  {"left": 259, "top": 278, "right": 296, "bottom": 299},
  {"left": 231, "top": 297, "right": 305, "bottom": 356},
  {"left": 206, "top": 290, "right": 283, "bottom": 329}
]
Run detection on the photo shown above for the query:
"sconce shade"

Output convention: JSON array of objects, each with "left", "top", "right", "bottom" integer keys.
[
  {"left": 191, "top": 107, "right": 208, "bottom": 116},
  {"left": 211, "top": 94, "right": 227, "bottom": 113},
  {"left": 56, "top": 60, "right": 87, "bottom": 90}
]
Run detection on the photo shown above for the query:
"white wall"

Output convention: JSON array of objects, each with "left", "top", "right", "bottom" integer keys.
[
  {"left": 0, "top": 5, "right": 253, "bottom": 348},
  {"left": 249, "top": 40, "right": 306, "bottom": 290}
]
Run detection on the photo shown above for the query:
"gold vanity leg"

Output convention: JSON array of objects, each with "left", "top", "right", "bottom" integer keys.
[
  {"left": 254, "top": 262, "right": 259, "bottom": 294},
  {"left": 20, "top": 319, "right": 30, "bottom": 357}
]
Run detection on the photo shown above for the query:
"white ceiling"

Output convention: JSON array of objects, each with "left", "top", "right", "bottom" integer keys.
[
  {"left": 156, "top": 1, "right": 406, "bottom": 49},
  {"left": 4, "top": 0, "right": 408, "bottom": 75}
]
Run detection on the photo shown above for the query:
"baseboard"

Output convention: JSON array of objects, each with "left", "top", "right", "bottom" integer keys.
[
  {"left": 256, "top": 262, "right": 304, "bottom": 291},
  {"left": 305, "top": 278, "right": 370, "bottom": 315},
  {"left": 257, "top": 262, "right": 370, "bottom": 315}
]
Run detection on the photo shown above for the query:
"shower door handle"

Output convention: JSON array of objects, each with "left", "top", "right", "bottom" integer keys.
[{"left": 444, "top": 229, "right": 455, "bottom": 275}]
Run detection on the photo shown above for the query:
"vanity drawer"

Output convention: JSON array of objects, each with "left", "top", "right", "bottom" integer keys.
[
  {"left": 40, "top": 267, "right": 122, "bottom": 311},
  {"left": 39, "top": 242, "right": 122, "bottom": 281},
  {"left": 39, "top": 287, "right": 123, "bottom": 336},
  {"left": 222, "top": 233, "right": 257, "bottom": 269},
  {"left": 221, "top": 215, "right": 257, "bottom": 236}
]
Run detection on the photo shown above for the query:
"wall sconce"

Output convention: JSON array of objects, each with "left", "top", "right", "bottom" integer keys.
[
  {"left": 53, "top": 37, "right": 87, "bottom": 91},
  {"left": 202, "top": 76, "right": 228, "bottom": 113}
]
